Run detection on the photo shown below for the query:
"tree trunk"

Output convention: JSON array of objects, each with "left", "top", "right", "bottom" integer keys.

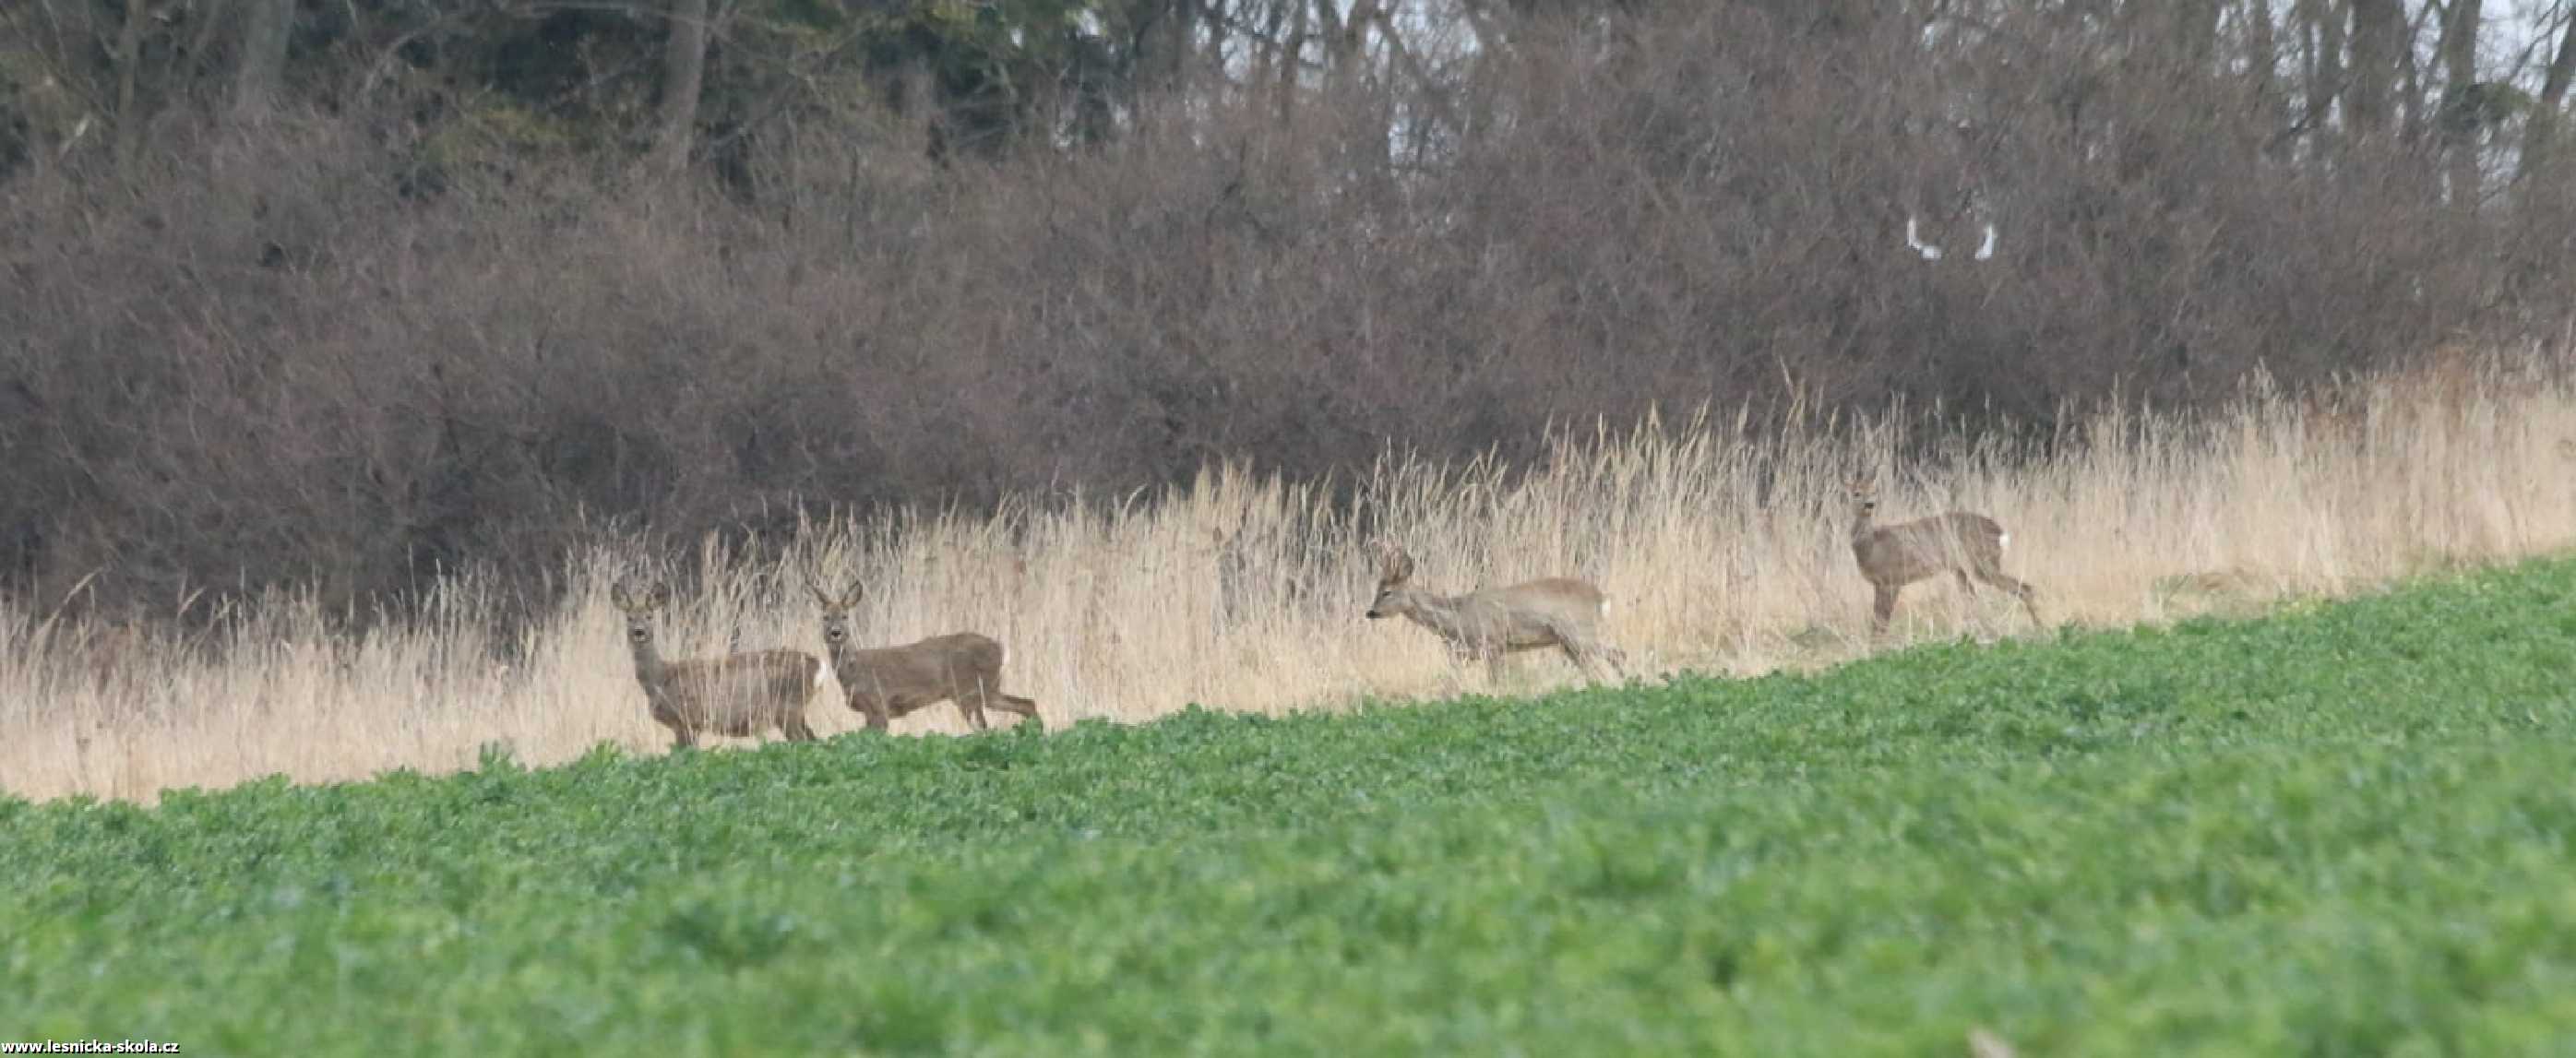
[
  {"left": 232, "top": 0, "right": 292, "bottom": 123},
  {"left": 2398, "top": 0, "right": 2429, "bottom": 146},
  {"left": 2297, "top": 0, "right": 2344, "bottom": 155},
  {"left": 655, "top": 0, "right": 710, "bottom": 171},
  {"left": 2245, "top": 0, "right": 2279, "bottom": 92},
  {"left": 1316, "top": 0, "right": 1387, "bottom": 91},
  {"left": 2346, "top": 0, "right": 2402, "bottom": 140},
  {"left": 2246, "top": 0, "right": 2285, "bottom": 158},
  {"left": 2439, "top": 0, "right": 2483, "bottom": 212},
  {"left": 2517, "top": 3, "right": 2576, "bottom": 184},
  {"left": 2173, "top": 0, "right": 2220, "bottom": 72},
  {"left": 1276, "top": 0, "right": 1306, "bottom": 122},
  {"left": 1308, "top": 0, "right": 1342, "bottom": 89},
  {"left": 112, "top": 0, "right": 152, "bottom": 165},
  {"left": 1132, "top": 0, "right": 1192, "bottom": 101}
]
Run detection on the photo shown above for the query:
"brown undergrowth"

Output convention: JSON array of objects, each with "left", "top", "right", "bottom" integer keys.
[{"left": 6, "top": 347, "right": 2572, "bottom": 802}]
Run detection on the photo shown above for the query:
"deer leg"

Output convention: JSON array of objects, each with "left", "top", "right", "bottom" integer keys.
[
  {"left": 1871, "top": 584, "right": 1901, "bottom": 636},
  {"left": 1953, "top": 567, "right": 1998, "bottom": 628},
  {"left": 1443, "top": 643, "right": 1478, "bottom": 677},
  {"left": 1592, "top": 643, "right": 1630, "bottom": 682},
  {"left": 1426, "top": 647, "right": 1469, "bottom": 696},
  {"left": 967, "top": 675, "right": 1035, "bottom": 723},
  {"left": 669, "top": 723, "right": 698, "bottom": 752},
  {"left": 784, "top": 714, "right": 818, "bottom": 742},
  {"left": 995, "top": 694, "right": 1041, "bottom": 724},
  {"left": 1551, "top": 625, "right": 1616, "bottom": 684},
  {"left": 956, "top": 690, "right": 993, "bottom": 731},
  {"left": 1559, "top": 641, "right": 1605, "bottom": 683},
  {"left": 855, "top": 696, "right": 891, "bottom": 732},
  {"left": 1980, "top": 570, "right": 2043, "bottom": 626}
]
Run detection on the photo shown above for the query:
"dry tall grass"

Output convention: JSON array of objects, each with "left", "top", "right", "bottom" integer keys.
[{"left": 6, "top": 347, "right": 2572, "bottom": 803}]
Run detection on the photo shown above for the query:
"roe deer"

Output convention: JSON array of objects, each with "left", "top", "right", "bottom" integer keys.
[
  {"left": 611, "top": 576, "right": 824, "bottom": 750},
  {"left": 807, "top": 576, "right": 1041, "bottom": 733},
  {"left": 1846, "top": 479, "right": 2041, "bottom": 636},
  {"left": 1363, "top": 543, "right": 1627, "bottom": 684}
]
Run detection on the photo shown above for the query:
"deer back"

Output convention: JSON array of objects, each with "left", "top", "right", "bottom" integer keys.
[
  {"left": 1858, "top": 512, "right": 2008, "bottom": 584},
  {"left": 1471, "top": 577, "right": 1610, "bottom": 645},
  {"left": 832, "top": 632, "right": 1005, "bottom": 701},
  {"left": 655, "top": 649, "right": 821, "bottom": 732}
]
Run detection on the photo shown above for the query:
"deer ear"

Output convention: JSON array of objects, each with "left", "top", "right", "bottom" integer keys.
[
  {"left": 806, "top": 581, "right": 837, "bottom": 610},
  {"left": 1384, "top": 550, "right": 1414, "bottom": 585},
  {"left": 647, "top": 583, "right": 671, "bottom": 609},
  {"left": 840, "top": 581, "right": 866, "bottom": 609}
]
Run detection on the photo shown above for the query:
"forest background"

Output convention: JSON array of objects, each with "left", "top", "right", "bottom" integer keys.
[{"left": 7, "top": 0, "right": 2574, "bottom": 625}]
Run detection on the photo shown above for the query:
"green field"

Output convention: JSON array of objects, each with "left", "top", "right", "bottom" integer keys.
[{"left": 11, "top": 558, "right": 2576, "bottom": 1055}]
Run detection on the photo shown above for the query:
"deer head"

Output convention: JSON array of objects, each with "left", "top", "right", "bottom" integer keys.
[
  {"left": 805, "top": 574, "right": 866, "bottom": 647},
  {"left": 610, "top": 576, "right": 672, "bottom": 647},
  {"left": 1846, "top": 477, "right": 1878, "bottom": 519},
  {"left": 1364, "top": 542, "right": 1418, "bottom": 620}
]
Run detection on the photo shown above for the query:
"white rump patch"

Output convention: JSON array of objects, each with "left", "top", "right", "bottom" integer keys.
[{"left": 1998, "top": 531, "right": 2011, "bottom": 551}]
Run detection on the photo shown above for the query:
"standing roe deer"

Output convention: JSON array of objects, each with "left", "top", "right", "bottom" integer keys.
[
  {"left": 611, "top": 576, "right": 825, "bottom": 750},
  {"left": 807, "top": 576, "right": 1041, "bottom": 733},
  {"left": 1847, "top": 478, "right": 2042, "bottom": 636},
  {"left": 1364, "top": 543, "right": 1628, "bottom": 684}
]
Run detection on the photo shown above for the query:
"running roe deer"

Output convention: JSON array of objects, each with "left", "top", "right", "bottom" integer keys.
[
  {"left": 1846, "top": 478, "right": 2042, "bottom": 635},
  {"left": 1363, "top": 542, "right": 1628, "bottom": 684},
  {"left": 806, "top": 576, "right": 1041, "bottom": 733},
  {"left": 611, "top": 576, "right": 825, "bottom": 750}
]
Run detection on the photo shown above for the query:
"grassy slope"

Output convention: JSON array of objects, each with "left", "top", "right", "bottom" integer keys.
[{"left": 10, "top": 558, "right": 2576, "bottom": 1056}]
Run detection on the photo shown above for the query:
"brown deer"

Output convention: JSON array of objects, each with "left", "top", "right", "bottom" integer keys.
[
  {"left": 1364, "top": 542, "right": 1628, "bottom": 684},
  {"left": 1846, "top": 478, "right": 2041, "bottom": 636},
  {"left": 806, "top": 576, "right": 1041, "bottom": 733},
  {"left": 610, "top": 576, "right": 825, "bottom": 750}
]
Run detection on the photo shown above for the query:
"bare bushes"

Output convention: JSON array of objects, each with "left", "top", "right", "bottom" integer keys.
[{"left": 1, "top": 6, "right": 2564, "bottom": 627}]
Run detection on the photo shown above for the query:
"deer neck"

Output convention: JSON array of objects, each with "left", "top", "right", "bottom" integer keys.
[
  {"left": 1394, "top": 588, "right": 1485, "bottom": 645},
  {"left": 1850, "top": 505, "right": 1878, "bottom": 550},
  {"left": 818, "top": 635, "right": 853, "bottom": 673},
  {"left": 626, "top": 632, "right": 667, "bottom": 688}
]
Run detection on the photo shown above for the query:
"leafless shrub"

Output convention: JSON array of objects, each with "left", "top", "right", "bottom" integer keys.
[{"left": 0, "top": 5, "right": 2561, "bottom": 639}]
